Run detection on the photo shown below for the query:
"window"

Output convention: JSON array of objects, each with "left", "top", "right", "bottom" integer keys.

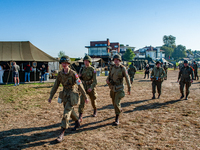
[{"left": 114, "top": 45, "right": 118, "bottom": 48}]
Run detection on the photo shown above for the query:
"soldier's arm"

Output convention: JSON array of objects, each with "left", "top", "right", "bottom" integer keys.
[
  {"left": 161, "top": 68, "right": 166, "bottom": 79},
  {"left": 90, "top": 69, "right": 97, "bottom": 90},
  {"left": 75, "top": 74, "right": 88, "bottom": 100},
  {"left": 122, "top": 67, "right": 131, "bottom": 92},
  {"left": 134, "top": 67, "right": 137, "bottom": 72},
  {"left": 49, "top": 73, "right": 61, "bottom": 99},
  {"left": 178, "top": 69, "right": 182, "bottom": 80}
]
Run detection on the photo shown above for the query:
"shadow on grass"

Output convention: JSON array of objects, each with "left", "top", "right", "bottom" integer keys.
[
  {"left": 123, "top": 99, "right": 182, "bottom": 114},
  {"left": 0, "top": 117, "right": 114, "bottom": 149}
]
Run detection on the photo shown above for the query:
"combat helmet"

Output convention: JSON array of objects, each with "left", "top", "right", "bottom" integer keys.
[
  {"left": 113, "top": 54, "right": 122, "bottom": 61},
  {"left": 184, "top": 60, "right": 188, "bottom": 64},
  {"left": 59, "top": 56, "right": 71, "bottom": 64},
  {"left": 83, "top": 55, "right": 92, "bottom": 62},
  {"left": 156, "top": 61, "right": 161, "bottom": 65}
]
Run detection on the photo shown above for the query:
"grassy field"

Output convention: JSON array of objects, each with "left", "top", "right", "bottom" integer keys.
[{"left": 0, "top": 70, "right": 200, "bottom": 149}]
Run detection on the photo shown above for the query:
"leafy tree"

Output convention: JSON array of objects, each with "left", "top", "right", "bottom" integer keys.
[
  {"left": 172, "top": 45, "right": 186, "bottom": 60},
  {"left": 123, "top": 48, "right": 135, "bottom": 61},
  {"left": 120, "top": 44, "right": 124, "bottom": 47},
  {"left": 186, "top": 49, "right": 193, "bottom": 55},
  {"left": 163, "top": 35, "right": 176, "bottom": 47},
  {"left": 58, "top": 51, "right": 65, "bottom": 58},
  {"left": 161, "top": 46, "right": 174, "bottom": 58}
]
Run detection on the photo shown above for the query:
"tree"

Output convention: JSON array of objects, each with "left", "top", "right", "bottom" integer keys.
[
  {"left": 58, "top": 51, "right": 65, "bottom": 58},
  {"left": 120, "top": 44, "right": 124, "bottom": 47},
  {"left": 163, "top": 35, "right": 176, "bottom": 47},
  {"left": 186, "top": 49, "right": 193, "bottom": 55},
  {"left": 172, "top": 45, "right": 186, "bottom": 60},
  {"left": 123, "top": 48, "right": 135, "bottom": 61},
  {"left": 161, "top": 46, "right": 174, "bottom": 58}
]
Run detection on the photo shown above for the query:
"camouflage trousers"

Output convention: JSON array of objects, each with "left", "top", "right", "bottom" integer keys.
[
  {"left": 152, "top": 81, "right": 162, "bottom": 94},
  {"left": 61, "top": 97, "right": 78, "bottom": 129},
  {"left": 78, "top": 87, "right": 97, "bottom": 113},
  {"left": 179, "top": 81, "right": 191, "bottom": 95},
  {"left": 110, "top": 90, "right": 125, "bottom": 115}
]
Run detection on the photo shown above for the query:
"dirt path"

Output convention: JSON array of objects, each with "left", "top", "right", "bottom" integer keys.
[{"left": 0, "top": 70, "right": 200, "bottom": 150}]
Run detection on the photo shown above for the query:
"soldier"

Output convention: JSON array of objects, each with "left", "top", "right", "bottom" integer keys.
[
  {"left": 150, "top": 61, "right": 166, "bottom": 99},
  {"left": 193, "top": 61, "right": 199, "bottom": 80},
  {"left": 106, "top": 54, "right": 131, "bottom": 125},
  {"left": 78, "top": 55, "right": 98, "bottom": 122},
  {"left": 144, "top": 64, "right": 150, "bottom": 79},
  {"left": 128, "top": 62, "right": 137, "bottom": 84},
  {"left": 163, "top": 62, "right": 168, "bottom": 80},
  {"left": 48, "top": 56, "right": 89, "bottom": 142},
  {"left": 177, "top": 60, "right": 194, "bottom": 100}
]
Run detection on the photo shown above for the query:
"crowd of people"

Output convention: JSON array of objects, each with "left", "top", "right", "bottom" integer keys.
[
  {"left": 48, "top": 54, "right": 198, "bottom": 142},
  {"left": 0, "top": 62, "right": 47, "bottom": 85}
]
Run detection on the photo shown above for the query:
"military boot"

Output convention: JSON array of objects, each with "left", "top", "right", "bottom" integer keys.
[
  {"left": 180, "top": 93, "right": 184, "bottom": 99},
  {"left": 71, "top": 120, "right": 80, "bottom": 131},
  {"left": 113, "top": 115, "right": 119, "bottom": 126},
  {"left": 185, "top": 93, "right": 189, "bottom": 100},
  {"left": 93, "top": 109, "right": 97, "bottom": 117},
  {"left": 152, "top": 93, "right": 155, "bottom": 99},
  {"left": 158, "top": 94, "right": 161, "bottom": 99},
  {"left": 78, "top": 113, "right": 83, "bottom": 122},
  {"left": 57, "top": 127, "right": 66, "bottom": 142}
]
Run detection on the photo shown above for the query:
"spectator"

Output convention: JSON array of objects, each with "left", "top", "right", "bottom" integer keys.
[
  {"left": 24, "top": 63, "right": 32, "bottom": 82},
  {"left": 40, "top": 65, "right": 46, "bottom": 83},
  {"left": 0, "top": 64, "right": 4, "bottom": 84},
  {"left": 12, "top": 62, "right": 20, "bottom": 86},
  {"left": 144, "top": 64, "right": 150, "bottom": 79}
]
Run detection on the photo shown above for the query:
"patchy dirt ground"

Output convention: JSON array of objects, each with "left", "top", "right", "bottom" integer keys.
[{"left": 0, "top": 70, "right": 200, "bottom": 150}]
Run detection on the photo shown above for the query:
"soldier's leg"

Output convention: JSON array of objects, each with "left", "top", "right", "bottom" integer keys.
[
  {"left": 61, "top": 101, "right": 74, "bottom": 129},
  {"left": 110, "top": 90, "right": 115, "bottom": 106},
  {"left": 130, "top": 76, "right": 133, "bottom": 84},
  {"left": 114, "top": 91, "right": 125, "bottom": 115},
  {"left": 179, "top": 81, "right": 185, "bottom": 99},
  {"left": 152, "top": 81, "right": 156, "bottom": 99},
  {"left": 78, "top": 94, "right": 86, "bottom": 114},
  {"left": 88, "top": 88, "right": 97, "bottom": 116},
  {"left": 185, "top": 82, "right": 191, "bottom": 99},
  {"left": 157, "top": 81, "right": 162, "bottom": 98}
]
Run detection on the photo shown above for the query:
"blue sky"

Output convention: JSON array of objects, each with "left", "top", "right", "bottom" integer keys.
[{"left": 0, "top": 0, "right": 200, "bottom": 58}]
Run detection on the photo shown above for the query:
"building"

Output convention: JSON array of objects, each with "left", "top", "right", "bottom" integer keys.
[
  {"left": 85, "top": 38, "right": 120, "bottom": 60},
  {"left": 120, "top": 45, "right": 135, "bottom": 54},
  {"left": 134, "top": 46, "right": 165, "bottom": 60}
]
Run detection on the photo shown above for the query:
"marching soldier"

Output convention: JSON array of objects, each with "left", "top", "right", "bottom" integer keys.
[
  {"left": 48, "top": 56, "right": 89, "bottom": 142},
  {"left": 150, "top": 61, "right": 166, "bottom": 99},
  {"left": 193, "top": 61, "right": 199, "bottom": 80},
  {"left": 128, "top": 62, "right": 137, "bottom": 84},
  {"left": 78, "top": 55, "right": 98, "bottom": 122},
  {"left": 106, "top": 54, "right": 131, "bottom": 125},
  {"left": 177, "top": 60, "right": 194, "bottom": 100},
  {"left": 163, "top": 62, "right": 168, "bottom": 80}
]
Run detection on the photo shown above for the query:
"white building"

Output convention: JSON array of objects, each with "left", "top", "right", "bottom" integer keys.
[{"left": 134, "top": 46, "right": 165, "bottom": 60}]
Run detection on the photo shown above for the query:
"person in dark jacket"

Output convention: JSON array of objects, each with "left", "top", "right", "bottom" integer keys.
[
  {"left": 177, "top": 60, "right": 194, "bottom": 100},
  {"left": 40, "top": 65, "right": 46, "bottom": 83},
  {"left": 144, "top": 64, "right": 150, "bottom": 79},
  {"left": 193, "top": 61, "right": 199, "bottom": 80},
  {"left": 24, "top": 63, "right": 32, "bottom": 82}
]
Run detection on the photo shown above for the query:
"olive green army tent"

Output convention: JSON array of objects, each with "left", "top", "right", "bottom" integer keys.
[{"left": 0, "top": 41, "right": 58, "bottom": 62}]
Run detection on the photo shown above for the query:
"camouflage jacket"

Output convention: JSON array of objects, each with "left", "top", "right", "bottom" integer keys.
[
  {"left": 163, "top": 65, "right": 168, "bottom": 71},
  {"left": 49, "top": 68, "right": 87, "bottom": 100},
  {"left": 107, "top": 64, "right": 131, "bottom": 92},
  {"left": 79, "top": 65, "right": 97, "bottom": 90},
  {"left": 151, "top": 67, "right": 166, "bottom": 81},
  {"left": 178, "top": 66, "right": 194, "bottom": 82},
  {"left": 193, "top": 64, "right": 198, "bottom": 71}
]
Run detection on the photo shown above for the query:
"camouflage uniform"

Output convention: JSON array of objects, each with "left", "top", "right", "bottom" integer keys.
[
  {"left": 128, "top": 64, "right": 137, "bottom": 84},
  {"left": 107, "top": 54, "right": 131, "bottom": 125},
  {"left": 193, "top": 63, "right": 198, "bottom": 80},
  {"left": 163, "top": 63, "right": 168, "bottom": 80},
  {"left": 178, "top": 65, "right": 194, "bottom": 99},
  {"left": 78, "top": 65, "right": 97, "bottom": 114},
  {"left": 151, "top": 65, "right": 166, "bottom": 98}
]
